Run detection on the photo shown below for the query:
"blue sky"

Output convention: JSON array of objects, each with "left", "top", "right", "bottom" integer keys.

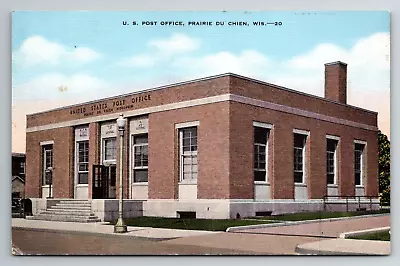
[{"left": 11, "top": 11, "right": 390, "bottom": 152}]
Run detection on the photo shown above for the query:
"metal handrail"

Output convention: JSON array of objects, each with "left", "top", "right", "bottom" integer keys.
[{"left": 323, "top": 195, "right": 380, "bottom": 211}]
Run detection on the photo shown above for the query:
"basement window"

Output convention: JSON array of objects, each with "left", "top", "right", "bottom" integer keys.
[{"left": 177, "top": 211, "right": 196, "bottom": 219}]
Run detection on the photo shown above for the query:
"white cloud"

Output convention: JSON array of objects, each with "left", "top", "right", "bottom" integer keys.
[
  {"left": 120, "top": 33, "right": 200, "bottom": 68},
  {"left": 120, "top": 54, "right": 156, "bottom": 68},
  {"left": 12, "top": 98, "right": 79, "bottom": 153},
  {"left": 70, "top": 47, "right": 101, "bottom": 63},
  {"left": 14, "top": 35, "right": 101, "bottom": 66},
  {"left": 13, "top": 73, "right": 108, "bottom": 101},
  {"left": 172, "top": 50, "right": 270, "bottom": 78},
  {"left": 149, "top": 33, "right": 200, "bottom": 55},
  {"left": 287, "top": 32, "right": 390, "bottom": 71}
]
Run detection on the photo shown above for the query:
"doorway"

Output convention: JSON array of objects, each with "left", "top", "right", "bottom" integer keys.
[{"left": 92, "top": 164, "right": 116, "bottom": 199}]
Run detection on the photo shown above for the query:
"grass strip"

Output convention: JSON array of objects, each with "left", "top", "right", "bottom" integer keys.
[
  {"left": 109, "top": 217, "right": 276, "bottom": 231},
  {"left": 250, "top": 209, "right": 390, "bottom": 221},
  {"left": 348, "top": 230, "right": 390, "bottom": 241}
]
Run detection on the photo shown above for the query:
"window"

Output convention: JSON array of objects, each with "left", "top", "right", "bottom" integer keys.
[
  {"left": 104, "top": 138, "right": 116, "bottom": 161},
  {"left": 254, "top": 127, "right": 269, "bottom": 182},
  {"left": 133, "top": 134, "right": 148, "bottom": 182},
  {"left": 42, "top": 144, "right": 53, "bottom": 185},
  {"left": 354, "top": 143, "right": 365, "bottom": 186},
  {"left": 179, "top": 127, "right": 198, "bottom": 181},
  {"left": 19, "top": 161, "right": 25, "bottom": 175},
  {"left": 294, "top": 133, "right": 307, "bottom": 184},
  {"left": 326, "top": 139, "right": 338, "bottom": 185},
  {"left": 77, "top": 141, "right": 89, "bottom": 184}
]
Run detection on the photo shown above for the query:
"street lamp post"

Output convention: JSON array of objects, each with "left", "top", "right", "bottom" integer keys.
[{"left": 114, "top": 114, "right": 127, "bottom": 233}]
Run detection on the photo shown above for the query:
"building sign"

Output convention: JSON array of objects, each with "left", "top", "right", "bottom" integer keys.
[
  {"left": 75, "top": 126, "right": 89, "bottom": 141},
  {"left": 79, "top": 128, "right": 88, "bottom": 137},
  {"left": 69, "top": 94, "right": 151, "bottom": 118},
  {"left": 101, "top": 123, "right": 117, "bottom": 138},
  {"left": 130, "top": 117, "right": 148, "bottom": 135}
]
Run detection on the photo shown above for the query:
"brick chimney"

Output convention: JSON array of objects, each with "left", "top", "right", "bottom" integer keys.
[{"left": 324, "top": 61, "right": 347, "bottom": 104}]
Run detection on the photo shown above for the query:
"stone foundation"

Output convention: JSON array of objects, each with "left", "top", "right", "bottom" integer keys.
[{"left": 28, "top": 198, "right": 380, "bottom": 221}]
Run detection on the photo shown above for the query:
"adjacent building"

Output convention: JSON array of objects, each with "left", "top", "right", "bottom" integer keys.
[
  {"left": 12, "top": 153, "right": 26, "bottom": 199},
  {"left": 25, "top": 61, "right": 379, "bottom": 221}
]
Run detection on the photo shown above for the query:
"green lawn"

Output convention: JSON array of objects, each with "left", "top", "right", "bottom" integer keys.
[
  {"left": 349, "top": 230, "right": 390, "bottom": 241},
  {"left": 109, "top": 217, "right": 276, "bottom": 231},
  {"left": 251, "top": 209, "right": 390, "bottom": 221}
]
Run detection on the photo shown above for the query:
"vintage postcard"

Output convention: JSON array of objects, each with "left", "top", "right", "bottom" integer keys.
[{"left": 11, "top": 11, "right": 390, "bottom": 255}]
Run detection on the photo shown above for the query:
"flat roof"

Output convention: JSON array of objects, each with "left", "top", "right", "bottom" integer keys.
[{"left": 28, "top": 73, "right": 377, "bottom": 116}]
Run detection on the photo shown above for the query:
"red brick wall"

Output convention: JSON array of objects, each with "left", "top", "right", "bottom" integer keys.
[
  {"left": 365, "top": 132, "right": 379, "bottom": 196},
  {"left": 25, "top": 127, "right": 74, "bottom": 198},
  {"left": 272, "top": 122, "right": 295, "bottom": 199},
  {"left": 25, "top": 133, "right": 41, "bottom": 198},
  {"left": 229, "top": 101, "right": 378, "bottom": 200},
  {"left": 338, "top": 135, "right": 355, "bottom": 197},
  {"left": 228, "top": 105, "right": 254, "bottom": 199},
  {"left": 307, "top": 126, "right": 326, "bottom": 199},
  {"left": 229, "top": 75, "right": 376, "bottom": 127},
  {"left": 88, "top": 123, "right": 100, "bottom": 199},
  {"left": 148, "top": 102, "right": 230, "bottom": 199}
]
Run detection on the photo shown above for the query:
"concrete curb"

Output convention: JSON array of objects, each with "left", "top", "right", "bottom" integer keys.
[
  {"left": 226, "top": 213, "right": 390, "bottom": 232},
  {"left": 339, "top": 226, "right": 390, "bottom": 239},
  {"left": 294, "top": 245, "right": 384, "bottom": 255},
  {"left": 295, "top": 238, "right": 391, "bottom": 255},
  {"left": 12, "top": 226, "right": 178, "bottom": 241}
]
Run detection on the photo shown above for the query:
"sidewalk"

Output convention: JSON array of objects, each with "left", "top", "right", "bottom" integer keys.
[
  {"left": 235, "top": 214, "right": 390, "bottom": 238},
  {"left": 295, "top": 238, "right": 390, "bottom": 255},
  {"left": 12, "top": 218, "right": 218, "bottom": 240}
]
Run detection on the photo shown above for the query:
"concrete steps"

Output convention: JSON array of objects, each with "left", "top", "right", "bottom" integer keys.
[
  {"left": 28, "top": 200, "right": 101, "bottom": 223},
  {"left": 51, "top": 205, "right": 92, "bottom": 210},
  {"left": 27, "top": 214, "right": 101, "bottom": 223}
]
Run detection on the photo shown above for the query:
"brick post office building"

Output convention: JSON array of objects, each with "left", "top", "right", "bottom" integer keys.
[{"left": 25, "top": 61, "right": 380, "bottom": 221}]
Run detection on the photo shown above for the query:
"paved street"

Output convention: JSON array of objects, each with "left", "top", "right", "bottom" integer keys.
[
  {"left": 164, "top": 232, "right": 322, "bottom": 255},
  {"left": 12, "top": 228, "right": 265, "bottom": 255}
]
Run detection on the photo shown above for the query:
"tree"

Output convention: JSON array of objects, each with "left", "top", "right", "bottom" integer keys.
[{"left": 378, "top": 130, "right": 390, "bottom": 206}]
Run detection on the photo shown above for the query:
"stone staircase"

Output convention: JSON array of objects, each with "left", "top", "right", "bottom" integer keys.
[{"left": 27, "top": 200, "right": 101, "bottom": 223}]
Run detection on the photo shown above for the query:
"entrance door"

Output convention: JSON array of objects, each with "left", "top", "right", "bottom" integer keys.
[
  {"left": 92, "top": 165, "right": 108, "bottom": 199},
  {"left": 105, "top": 165, "right": 117, "bottom": 199}
]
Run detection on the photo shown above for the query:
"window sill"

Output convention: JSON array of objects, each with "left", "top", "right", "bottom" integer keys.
[
  {"left": 103, "top": 160, "right": 116, "bottom": 166},
  {"left": 179, "top": 181, "right": 197, "bottom": 185},
  {"left": 294, "top": 183, "right": 307, "bottom": 187},
  {"left": 254, "top": 181, "right": 270, "bottom": 185},
  {"left": 327, "top": 184, "right": 338, "bottom": 188},
  {"left": 355, "top": 185, "right": 365, "bottom": 188},
  {"left": 76, "top": 184, "right": 89, "bottom": 187},
  {"left": 41, "top": 185, "right": 52, "bottom": 188},
  {"left": 132, "top": 182, "right": 148, "bottom": 186}
]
